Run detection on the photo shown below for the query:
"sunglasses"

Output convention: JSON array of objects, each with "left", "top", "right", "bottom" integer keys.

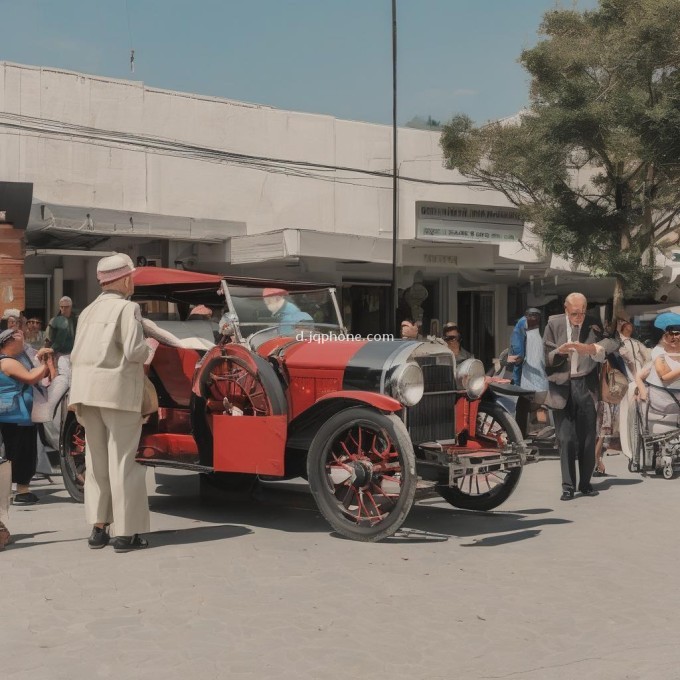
[
  {"left": 666, "top": 331, "right": 680, "bottom": 338},
  {"left": 444, "top": 335, "right": 461, "bottom": 341}
]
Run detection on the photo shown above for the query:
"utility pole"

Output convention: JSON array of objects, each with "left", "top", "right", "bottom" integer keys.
[{"left": 390, "top": 0, "right": 398, "bottom": 334}]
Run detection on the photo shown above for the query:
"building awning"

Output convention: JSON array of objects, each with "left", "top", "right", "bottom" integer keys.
[
  {"left": 228, "top": 229, "right": 393, "bottom": 265},
  {"left": 27, "top": 200, "right": 247, "bottom": 245}
]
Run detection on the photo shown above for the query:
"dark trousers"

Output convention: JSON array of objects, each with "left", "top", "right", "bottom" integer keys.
[
  {"left": 553, "top": 377, "right": 596, "bottom": 492},
  {"left": 0, "top": 423, "right": 38, "bottom": 485}
]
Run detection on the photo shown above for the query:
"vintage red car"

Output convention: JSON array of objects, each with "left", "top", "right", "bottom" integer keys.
[{"left": 59, "top": 267, "right": 534, "bottom": 542}]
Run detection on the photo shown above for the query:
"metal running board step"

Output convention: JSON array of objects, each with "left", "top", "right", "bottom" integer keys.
[{"left": 136, "top": 458, "right": 214, "bottom": 473}]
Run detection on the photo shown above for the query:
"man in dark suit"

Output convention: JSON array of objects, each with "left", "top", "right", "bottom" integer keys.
[{"left": 543, "top": 293, "right": 619, "bottom": 500}]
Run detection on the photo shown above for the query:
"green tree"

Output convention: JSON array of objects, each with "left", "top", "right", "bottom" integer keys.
[{"left": 440, "top": 0, "right": 680, "bottom": 315}]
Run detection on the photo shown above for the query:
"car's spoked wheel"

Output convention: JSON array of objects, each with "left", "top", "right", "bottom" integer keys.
[
  {"left": 59, "top": 411, "right": 86, "bottom": 503},
  {"left": 307, "top": 407, "right": 417, "bottom": 542},
  {"left": 200, "top": 353, "right": 271, "bottom": 416},
  {"left": 437, "top": 402, "right": 522, "bottom": 511}
]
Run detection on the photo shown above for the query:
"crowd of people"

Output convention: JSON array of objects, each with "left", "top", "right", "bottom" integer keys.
[
  {"left": 2, "top": 265, "right": 679, "bottom": 552},
  {"left": 402, "top": 292, "right": 680, "bottom": 502}
]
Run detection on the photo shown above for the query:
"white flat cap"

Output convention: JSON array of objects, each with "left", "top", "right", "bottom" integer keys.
[{"left": 97, "top": 253, "right": 136, "bottom": 285}]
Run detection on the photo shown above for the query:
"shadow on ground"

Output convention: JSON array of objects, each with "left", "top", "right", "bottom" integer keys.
[
  {"left": 150, "top": 471, "right": 571, "bottom": 546},
  {"left": 149, "top": 524, "right": 252, "bottom": 547}
]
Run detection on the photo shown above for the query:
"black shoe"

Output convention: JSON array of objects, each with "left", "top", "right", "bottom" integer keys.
[
  {"left": 113, "top": 534, "right": 149, "bottom": 553},
  {"left": 88, "top": 526, "right": 110, "bottom": 549},
  {"left": 560, "top": 490, "right": 574, "bottom": 501},
  {"left": 579, "top": 487, "right": 599, "bottom": 497},
  {"left": 12, "top": 492, "right": 39, "bottom": 505}
]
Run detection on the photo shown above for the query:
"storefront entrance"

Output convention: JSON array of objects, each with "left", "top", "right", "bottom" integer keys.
[{"left": 457, "top": 291, "right": 495, "bottom": 369}]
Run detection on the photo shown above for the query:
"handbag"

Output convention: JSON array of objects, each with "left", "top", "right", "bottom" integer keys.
[
  {"left": 141, "top": 375, "right": 158, "bottom": 417},
  {"left": 600, "top": 359, "right": 628, "bottom": 405}
]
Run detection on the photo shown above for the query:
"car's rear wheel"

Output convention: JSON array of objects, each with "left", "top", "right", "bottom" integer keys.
[
  {"left": 60, "top": 411, "right": 85, "bottom": 503},
  {"left": 307, "top": 407, "right": 417, "bottom": 542},
  {"left": 437, "top": 401, "right": 522, "bottom": 511}
]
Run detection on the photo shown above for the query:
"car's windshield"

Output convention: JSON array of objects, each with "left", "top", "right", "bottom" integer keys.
[{"left": 222, "top": 285, "right": 343, "bottom": 340}]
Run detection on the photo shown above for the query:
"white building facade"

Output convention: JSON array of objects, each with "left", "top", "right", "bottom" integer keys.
[{"left": 0, "top": 62, "right": 614, "bottom": 364}]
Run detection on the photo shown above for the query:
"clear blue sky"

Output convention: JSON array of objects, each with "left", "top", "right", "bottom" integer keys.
[{"left": 1, "top": 0, "right": 597, "bottom": 126}]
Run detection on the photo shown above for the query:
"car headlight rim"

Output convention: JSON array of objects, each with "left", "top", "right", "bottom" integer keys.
[
  {"left": 391, "top": 362, "right": 424, "bottom": 407},
  {"left": 455, "top": 358, "right": 486, "bottom": 400}
]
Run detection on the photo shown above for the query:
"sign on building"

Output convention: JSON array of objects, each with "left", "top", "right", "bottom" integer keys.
[{"left": 416, "top": 201, "right": 524, "bottom": 244}]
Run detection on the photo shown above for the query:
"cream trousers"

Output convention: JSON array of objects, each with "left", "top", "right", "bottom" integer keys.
[{"left": 79, "top": 405, "right": 149, "bottom": 537}]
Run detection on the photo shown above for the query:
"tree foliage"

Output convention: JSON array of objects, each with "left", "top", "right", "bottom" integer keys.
[{"left": 440, "top": 0, "right": 680, "bottom": 305}]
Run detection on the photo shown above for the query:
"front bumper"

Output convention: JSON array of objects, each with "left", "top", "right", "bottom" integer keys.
[{"left": 415, "top": 440, "right": 538, "bottom": 486}]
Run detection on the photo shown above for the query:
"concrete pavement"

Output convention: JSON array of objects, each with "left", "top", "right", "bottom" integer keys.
[{"left": 2, "top": 453, "right": 680, "bottom": 680}]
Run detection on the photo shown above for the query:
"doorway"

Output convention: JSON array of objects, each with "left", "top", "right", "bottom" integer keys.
[{"left": 457, "top": 291, "right": 494, "bottom": 368}]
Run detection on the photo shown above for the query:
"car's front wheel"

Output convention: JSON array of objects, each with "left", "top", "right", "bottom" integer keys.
[
  {"left": 307, "top": 407, "right": 417, "bottom": 542},
  {"left": 437, "top": 401, "right": 523, "bottom": 511}
]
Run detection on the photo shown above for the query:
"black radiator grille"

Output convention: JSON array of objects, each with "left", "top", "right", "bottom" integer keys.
[{"left": 406, "top": 355, "right": 456, "bottom": 444}]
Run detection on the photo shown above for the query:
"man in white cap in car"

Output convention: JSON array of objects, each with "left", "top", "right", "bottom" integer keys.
[{"left": 69, "top": 253, "right": 152, "bottom": 552}]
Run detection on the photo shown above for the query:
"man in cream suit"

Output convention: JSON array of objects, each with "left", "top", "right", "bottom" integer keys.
[
  {"left": 543, "top": 293, "right": 619, "bottom": 501},
  {"left": 69, "top": 253, "right": 152, "bottom": 552}
]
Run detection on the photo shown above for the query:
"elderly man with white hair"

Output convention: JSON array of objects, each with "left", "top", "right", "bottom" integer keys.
[
  {"left": 69, "top": 253, "right": 153, "bottom": 552},
  {"left": 45, "top": 295, "right": 76, "bottom": 356},
  {"left": 543, "top": 292, "right": 620, "bottom": 501}
]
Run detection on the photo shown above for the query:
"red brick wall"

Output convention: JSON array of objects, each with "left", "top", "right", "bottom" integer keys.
[{"left": 0, "top": 222, "right": 25, "bottom": 314}]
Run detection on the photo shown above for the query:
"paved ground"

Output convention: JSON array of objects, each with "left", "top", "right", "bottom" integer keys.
[{"left": 3, "top": 452, "right": 680, "bottom": 680}]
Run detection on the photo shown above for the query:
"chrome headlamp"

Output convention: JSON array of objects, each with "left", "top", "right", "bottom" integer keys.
[
  {"left": 391, "top": 362, "right": 424, "bottom": 407},
  {"left": 455, "top": 358, "right": 486, "bottom": 400}
]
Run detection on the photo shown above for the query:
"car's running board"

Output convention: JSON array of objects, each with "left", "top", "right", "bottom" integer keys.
[{"left": 136, "top": 458, "right": 214, "bottom": 474}]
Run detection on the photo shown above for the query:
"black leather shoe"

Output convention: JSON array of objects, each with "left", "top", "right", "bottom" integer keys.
[
  {"left": 113, "top": 534, "right": 149, "bottom": 553},
  {"left": 560, "top": 490, "right": 574, "bottom": 501},
  {"left": 88, "top": 526, "right": 110, "bottom": 549},
  {"left": 579, "top": 487, "right": 599, "bottom": 497}
]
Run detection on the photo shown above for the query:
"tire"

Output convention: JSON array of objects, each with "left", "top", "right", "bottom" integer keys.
[
  {"left": 307, "top": 407, "right": 417, "bottom": 542},
  {"left": 59, "top": 411, "right": 85, "bottom": 503},
  {"left": 437, "top": 401, "right": 523, "bottom": 511},
  {"left": 628, "top": 400, "right": 645, "bottom": 470}
]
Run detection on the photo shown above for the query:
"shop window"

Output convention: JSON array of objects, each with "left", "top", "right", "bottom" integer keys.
[{"left": 341, "top": 283, "right": 390, "bottom": 336}]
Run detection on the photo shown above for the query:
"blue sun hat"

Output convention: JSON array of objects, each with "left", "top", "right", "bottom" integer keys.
[{"left": 654, "top": 312, "right": 680, "bottom": 331}]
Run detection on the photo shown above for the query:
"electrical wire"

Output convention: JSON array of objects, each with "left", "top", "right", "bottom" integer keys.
[{"left": 0, "top": 111, "right": 484, "bottom": 190}]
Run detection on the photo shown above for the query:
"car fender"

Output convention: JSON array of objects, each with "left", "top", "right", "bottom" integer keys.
[
  {"left": 316, "top": 390, "right": 402, "bottom": 412},
  {"left": 286, "top": 391, "right": 402, "bottom": 453}
]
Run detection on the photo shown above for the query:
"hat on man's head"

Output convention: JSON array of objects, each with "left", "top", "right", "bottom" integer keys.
[
  {"left": 654, "top": 312, "right": 680, "bottom": 332},
  {"left": 1, "top": 308, "right": 21, "bottom": 321},
  {"left": 262, "top": 288, "right": 288, "bottom": 298},
  {"left": 97, "top": 253, "right": 136, "bottom": 285},
  {"left": 188, "top": 305, "right": 212, "bottom": 318}
]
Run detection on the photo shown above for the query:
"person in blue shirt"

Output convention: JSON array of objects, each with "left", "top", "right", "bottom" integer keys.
[
  {"left": 262, "top": 288, "right": 313, "bottom": 335},
  {"left": 508, "top": 307, "right": 549, "bottom": 436},
  {"left": 508, "top": 308, "right": 546, "bottom": 388}
]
